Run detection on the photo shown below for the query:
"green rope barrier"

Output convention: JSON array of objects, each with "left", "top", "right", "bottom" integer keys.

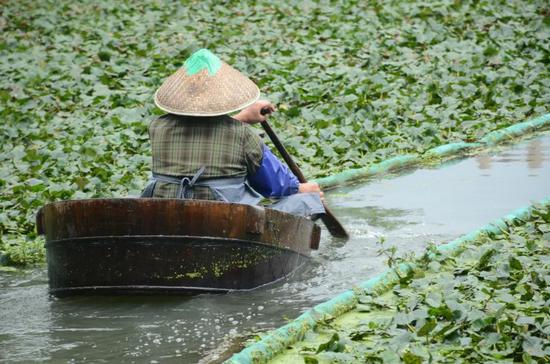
[
  {"left": 315, "top": 114, "right": 550, "bottom": 189},
  {"left": 226, "top": 196, "right": 550, "bottom": 363}
]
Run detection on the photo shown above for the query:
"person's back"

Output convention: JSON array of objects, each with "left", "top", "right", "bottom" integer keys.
[{"left": 148, "top": 113, "right": 262, "bottom": 200}]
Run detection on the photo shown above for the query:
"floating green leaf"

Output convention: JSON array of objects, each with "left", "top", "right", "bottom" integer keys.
[
  {"left": 0, "top": 0, "right": 549, "bottom": 265},
  {"left": 276, "top": 204, "right": 550, "bottom": 363}
]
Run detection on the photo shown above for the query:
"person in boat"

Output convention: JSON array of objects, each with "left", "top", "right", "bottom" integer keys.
[{"left": 141, "top": 49, "right": 325, "bottom": 217}]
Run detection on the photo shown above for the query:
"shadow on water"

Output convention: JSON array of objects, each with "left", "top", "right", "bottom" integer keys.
[{"left": 1, "top": 133, "right": 550, "bottom": 363}]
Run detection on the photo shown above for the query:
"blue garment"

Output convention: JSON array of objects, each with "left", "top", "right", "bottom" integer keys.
[{"left": 248, "top": 144, "right": 299, "bottom": 197}]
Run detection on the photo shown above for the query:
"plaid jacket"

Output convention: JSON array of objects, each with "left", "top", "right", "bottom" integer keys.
[{"left": 148, "top": 114, "right": 263, "bottom": 199}]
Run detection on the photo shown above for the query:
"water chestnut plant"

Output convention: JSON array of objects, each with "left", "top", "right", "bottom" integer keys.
[{"left": 1, "top": 0, "right": 548, "bottom": 264}]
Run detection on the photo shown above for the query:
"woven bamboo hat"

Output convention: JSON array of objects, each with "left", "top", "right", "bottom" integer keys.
[{"left": 154, "top": 49, "right": 260, "bottom": 116}]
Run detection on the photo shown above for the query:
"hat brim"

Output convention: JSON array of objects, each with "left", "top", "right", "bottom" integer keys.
[{"left": 154, "top": 89, "right": 260, "bottom": 116}]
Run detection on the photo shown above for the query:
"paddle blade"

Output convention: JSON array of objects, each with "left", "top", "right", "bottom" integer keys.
[{"left": 321, "top": 205, "right": 349, "bottom": 239}]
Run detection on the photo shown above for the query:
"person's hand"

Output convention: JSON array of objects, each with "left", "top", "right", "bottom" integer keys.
[
  {"left": 233, "top": 100, "right": 275, "bottom": 124},
  {"left": 299, "top": 182, "right": 324, "bottom": 200}
]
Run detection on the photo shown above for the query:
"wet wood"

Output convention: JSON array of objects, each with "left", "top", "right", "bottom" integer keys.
[{"left": 37, "top": 198, "right": 321, "bottom": 296}]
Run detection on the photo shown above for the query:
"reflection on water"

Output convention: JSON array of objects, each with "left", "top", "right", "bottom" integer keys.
[
  {"left": 476, "top": 137, "right": 548, "bottom": 172},
  {"left": 476, "top": 154, "right": 492, "bottom": 170},
  {"left": 527, "top": 139, "right": 544, "bottom": 169},
  {"left": 1, "top": 133, "right": 550, "bottom": 363}
]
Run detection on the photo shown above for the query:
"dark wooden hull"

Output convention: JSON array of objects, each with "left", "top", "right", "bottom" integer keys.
[{"left": 36, "top": 199, "right": 320, "bottom": 296}]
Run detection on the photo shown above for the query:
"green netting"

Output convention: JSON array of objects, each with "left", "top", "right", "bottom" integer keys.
[
  {"left": 315, "top": 114, "right": 550, "bottom": 189},
  {"left": 226, "top": 196, "right": 550, "bottom": 364},
  {"left": 226, "top": 115, "right": 550, "bottom": 363}
]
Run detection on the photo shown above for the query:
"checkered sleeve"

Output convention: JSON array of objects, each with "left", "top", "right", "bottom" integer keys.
[{"left": 242, "top": 125, "right": 264, "bottom": 174}]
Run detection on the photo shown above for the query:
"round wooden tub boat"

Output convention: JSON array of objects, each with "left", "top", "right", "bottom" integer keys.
[{"left": 36, "top": 198, "right": 321, "bottom": 297}]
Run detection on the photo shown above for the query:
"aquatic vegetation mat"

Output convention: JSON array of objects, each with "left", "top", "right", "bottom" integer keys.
[
  {"left": 269, "top": 204, "right": 550, "bottom": 363},
  {"left": 1, "top": 0, "right": 549, "bottom": 264}
]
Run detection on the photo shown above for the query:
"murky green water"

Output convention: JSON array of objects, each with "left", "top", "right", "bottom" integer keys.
[{"left": 2, "top": 134, "right": 550, "bottom": 363}]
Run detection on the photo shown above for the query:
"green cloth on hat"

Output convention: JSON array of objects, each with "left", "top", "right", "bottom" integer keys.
[{"left": 183, "top": 48, "right": 222, "bottom": 76}]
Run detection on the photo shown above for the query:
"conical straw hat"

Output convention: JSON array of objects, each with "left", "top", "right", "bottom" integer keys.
[{"left": 154, "top": 49, "right": 260, "bottom": 116}]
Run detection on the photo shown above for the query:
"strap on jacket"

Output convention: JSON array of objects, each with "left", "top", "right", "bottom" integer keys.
[
  {"left": 153, "top": 166, "right": 206, "bottom": 199},
  {"left": 142, "top": 166, "right": 247, "bottom": 199}
]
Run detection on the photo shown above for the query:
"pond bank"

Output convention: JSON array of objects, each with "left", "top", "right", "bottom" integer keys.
[
  {"left": 228, "top": 197, "right": 550, "bottom": 363},
  {"left": 315, "top": 113, "right": 550, "bottom": 189},
  {"left": 268, "top": 201, "right": 550, "bottom": 363}
]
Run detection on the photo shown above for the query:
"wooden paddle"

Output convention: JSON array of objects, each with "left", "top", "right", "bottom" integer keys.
[{"left": 260, "top": 109, "right": 350, "bottom": 239}]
